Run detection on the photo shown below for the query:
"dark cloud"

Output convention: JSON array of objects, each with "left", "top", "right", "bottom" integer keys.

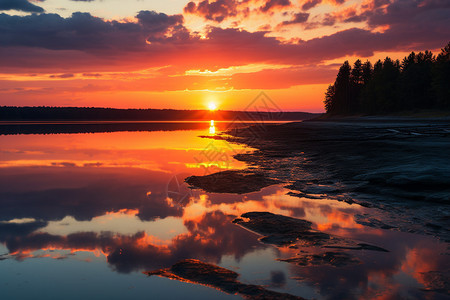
[
  {"left": 0, "top": 24, "right": 447, "bottom": 76},
  {"left": 49, "top": 73, "right": 74, "bottom": 79},
  {"left": 136, "top": 10, "right": 184, "bottom": 33},
  {"left": 197, "top": 25, "right": 446, "bottom": 67},
  {"left": 367, "top": 0, "right": 450, "bottom": 28},
  {"left": 0, "top": 1, "right": 448, "bottom": 74},
  {"left": 0, "top": 0, "right": 44, "bottom": 13},
  {"left": 82, "top": 73, "right": 102, "bottom": 77},
  {"left": 183, "top": 0, "right": 294, "bottom": 22},
  {"left": 184, "top": 0, "right": 239, "bottom": 22},
  {"left": 0, "top": 10, "right": 184, "bottom": 52},
  {"left": 321, "top": 14, "right": 336, "bottom": 26},
  {"left": 319, "top": 0, "right": 450, "bottom": 28},
  {"left": 301, "top": 0, "right": 322, "bottom": 11},
  {"left": 280, "top": 12, "right": 309, "bottom": 26},
  {"left": 260, "top": 0, "right": 291, "bottom": 12},
  {"left": 300, "top": 0, "right": 450, "bottom": 55}
]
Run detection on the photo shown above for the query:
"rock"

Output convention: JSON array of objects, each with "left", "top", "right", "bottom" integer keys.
[
  {"left": 221, "top": 119, "right": 450, "bottom": 242},
  {"left": 233, "top": 212, "right": 330, "bottom": 247},
  {"left": 233, "top": 211, "right": 334, "bottom": 247},
  {"left": 185, "top": 170, "right": 281, "bottom": 194},
  {"left": 233, "top": 212, "right": 389, "bottom": 251},
  {"left": 324, "top": 243, "right": 389, "bottom": 252},
  {"left": 144, "top": 259, "right": 306, "bottom": 300}
]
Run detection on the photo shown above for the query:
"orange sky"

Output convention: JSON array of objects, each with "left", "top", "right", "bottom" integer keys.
[{"left": 0, "top": 0, "right": 449, "bottom": 112}]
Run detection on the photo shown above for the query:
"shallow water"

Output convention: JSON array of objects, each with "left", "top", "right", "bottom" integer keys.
[{"left": 0, "top": 121, "right": 448, "bottom": 299}]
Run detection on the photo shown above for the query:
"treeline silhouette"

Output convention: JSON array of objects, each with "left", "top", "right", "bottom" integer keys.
[
  {"left": 0, "top": 107, "right": 317, "bottom": 121},
  {"left": 324, "top": 42, "right": 450, "bottom": 115}
]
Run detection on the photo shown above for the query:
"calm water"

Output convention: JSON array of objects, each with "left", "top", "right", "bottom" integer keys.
[{"left": 0, "top": 121, "right": 448, "bottom": 299}]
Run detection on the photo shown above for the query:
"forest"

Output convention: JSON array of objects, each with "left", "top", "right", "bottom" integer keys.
[
  {"left": 324, "top": 42, "right": 450, "bottom": 115},
  {"left": 0, "top": 106, "right": 317, "bottom": 121}
]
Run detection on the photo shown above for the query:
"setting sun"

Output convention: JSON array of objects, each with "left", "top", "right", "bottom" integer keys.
[{"left": 208, "top": 102, "right": 217, "bottom": 111}]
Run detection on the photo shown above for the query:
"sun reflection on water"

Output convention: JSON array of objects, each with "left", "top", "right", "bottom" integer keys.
[{"left": 209, "top": 120, "right": 216, "bottom": 135}]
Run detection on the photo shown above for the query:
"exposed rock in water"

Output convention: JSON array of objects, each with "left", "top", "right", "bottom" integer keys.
[
  {"left": 185, "top": 170, "right": 281, "bottom": 194},
  {"left": 144, "top": 259, "right": 305, "bottom": 300},
  {"left": 323, "top": 243, "right": 389, "bottom": 252},
  {"left": 221, "top": 119, "right": 450, "bottom": 241},
  {"left": 232, "top": 212, "right": 313, "bottom": 235},
  {"left": 233, "top": 212, "right": 389, "bottom": 252},
  {"left": 232, "top": 212, "right": 327, "bottom": 247},
  {"left": 279, "top": 251, "right": 361, "bottom": 267}
]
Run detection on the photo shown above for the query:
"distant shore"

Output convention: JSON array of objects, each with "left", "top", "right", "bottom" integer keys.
[{"left": 0, "top": 106, "right": 319, "bottom": 122}]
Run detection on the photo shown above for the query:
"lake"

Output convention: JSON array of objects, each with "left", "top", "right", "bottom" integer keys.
[{"left": 0, "top": 121, "right": 448, "bottom": 299}]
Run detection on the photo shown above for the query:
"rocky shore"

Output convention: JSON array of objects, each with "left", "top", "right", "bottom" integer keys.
[
  {"left": 199, "top": 118, "right": 450, "bottom": 241},
  {"left": 180, "top": 117, "right": 450, "bottom": 298}
]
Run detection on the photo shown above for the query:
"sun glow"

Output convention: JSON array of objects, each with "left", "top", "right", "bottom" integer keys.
[{"left": 208, "top": 102, "right": 217, "bottom": 111}]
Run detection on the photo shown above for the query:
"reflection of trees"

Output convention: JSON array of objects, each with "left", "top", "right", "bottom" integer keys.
[{"left": 0, "top": 122, "right": 208, "bottom": 135}]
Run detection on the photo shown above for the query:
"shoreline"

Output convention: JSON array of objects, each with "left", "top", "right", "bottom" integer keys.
[
  {"left": 180, "top": 113, "right": 450, "bottom": 297},
  {"left": 307, "top": 109, "right": 450, "bottom": 123},
  {"left": 191, "top": 118, "right": 450, "bottom": 241}
]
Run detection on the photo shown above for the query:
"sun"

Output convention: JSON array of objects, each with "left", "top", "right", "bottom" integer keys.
[{"left": 208, "top": 102, "right": 217, "bottom": 111}]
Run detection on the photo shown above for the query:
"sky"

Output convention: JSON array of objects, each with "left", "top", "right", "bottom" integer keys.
[{"left": 0, "top": 0, "right": 449, "bottom": 112}]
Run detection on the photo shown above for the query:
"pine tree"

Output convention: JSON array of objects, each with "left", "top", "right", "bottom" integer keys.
[
  {"left": 333, "top": 61, "right": 351, "bottom": 114},
  {"left": 400, "top": 50, "right": 435, "bottom": 109},
  {"left": 359, "top": 61, "right": 373, "bottom": 113},
  {"left": 350, "top": 59, "right": 363, "bottom": 113},
  {"left": 433, "top": 42, "right": 450, "bottom": 108},
  {"left": 379, "top": 57, "right": 400, "bottom": 111},
  {"left": 324, "top": 84, "right": 336, "bottom": 113},
  {"left": 361, "top": 60, "right": 373, "bottom": 85}
]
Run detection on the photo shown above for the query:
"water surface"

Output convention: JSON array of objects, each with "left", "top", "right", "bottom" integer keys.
[{"left": 0, "top": 121, "right": 448, "bottom": 299}]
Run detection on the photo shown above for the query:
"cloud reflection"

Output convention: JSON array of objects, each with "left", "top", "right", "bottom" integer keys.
[{"left": 0, "top": 134, "right": 447, "bottom": 298}]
